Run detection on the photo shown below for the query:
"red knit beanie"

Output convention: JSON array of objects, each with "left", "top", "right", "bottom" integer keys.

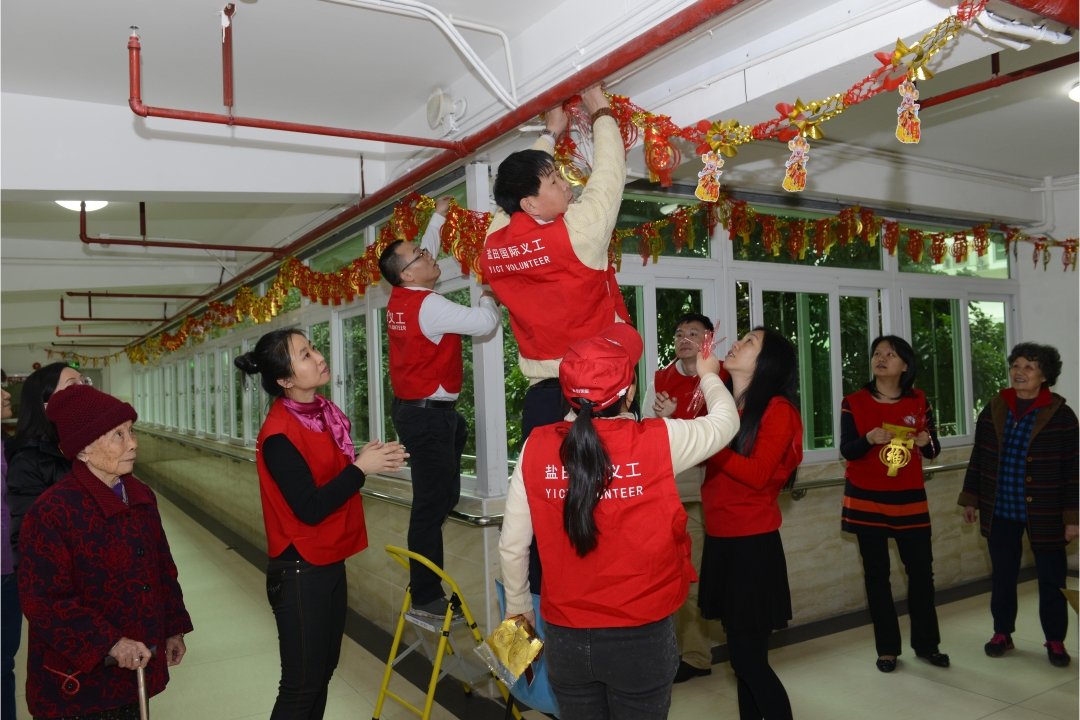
[{"left": 45, "top": 385, "right": 139, "bottom": 460}]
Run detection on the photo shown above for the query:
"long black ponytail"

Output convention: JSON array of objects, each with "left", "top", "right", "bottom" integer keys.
[
  {"left": 559, "top": 398, "right": 623, "bottom": 557},
  {"left": 727, "top": 326, "right": 799, "bottom": 456}
]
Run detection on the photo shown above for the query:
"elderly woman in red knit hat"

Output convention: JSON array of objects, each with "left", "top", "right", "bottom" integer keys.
[{"left": 18, "top": 384, "right": 192, "bottom": 720}]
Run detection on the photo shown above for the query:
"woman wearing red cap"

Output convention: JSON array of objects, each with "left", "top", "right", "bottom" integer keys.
[
  {"left": 18, "top": 384, "right": 192, "bottom": 719},
  {"left": 500, "top": 323, "right": 739, "bottom": 719},
  {"left": 699, "top": 327, "right": 803, "bottom": 720}
]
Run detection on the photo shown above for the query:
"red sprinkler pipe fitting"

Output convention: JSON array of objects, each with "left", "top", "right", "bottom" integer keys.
[
  {"left": 57, "top": 326, "right": 144, "bottom": 338},
  {"left": 129, "top": 0, "right": 753, "bottom": 347},
  {"left": 223, "top": 4, "right": 235, "bottom": 112},
  {"left": 60, "top": 297, "right": 167, "bottom": 323},
  {"left": 80, "top": 201, "right": 287, "bottom": 256},
  {"left": 920, "top": 52, "right": 1078, "bottom": 109},
  {"left": 127, "top": 31, "right": 467, "bottom": 154}
]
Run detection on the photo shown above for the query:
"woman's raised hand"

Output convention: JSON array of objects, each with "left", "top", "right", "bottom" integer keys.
[
  {"left": 696, "top": 349, "right": 721, "bottom": 378},
  {"left": 354, "top": 440, "right": 409, "bottom": 475}
]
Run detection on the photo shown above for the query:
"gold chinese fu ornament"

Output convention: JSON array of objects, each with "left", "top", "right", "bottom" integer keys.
[
  {"left": 879, "top": 423, "right": 916, "bottom": 477},
  {"left": 475, "top": 615, "right": 544, "bottom": 687}
]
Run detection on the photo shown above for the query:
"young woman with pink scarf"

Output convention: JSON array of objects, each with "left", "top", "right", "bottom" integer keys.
[{"left": 236, "top": 329, "right": 408, "bottom": 720}]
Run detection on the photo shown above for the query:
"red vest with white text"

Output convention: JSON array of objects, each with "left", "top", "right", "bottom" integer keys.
[
  {"left": 654, "top": 362, "right": 730, "bottom": 421},
  {"left": 482, "top": 213, "right": 623, "bottom": 361},
  {"left": 522, "top": 419, "right": 695, "bottom": 628},
  {"left": 256, "top": 399, "right": 368, "bottom": 564},
  {"left": 386, "top": 286, "right": 463, "bottom": 400},
  {"left": 844, "top": 388, "right": 928, "bottom": 492}
]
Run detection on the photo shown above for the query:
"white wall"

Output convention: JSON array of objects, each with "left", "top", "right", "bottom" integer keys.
[{"left": 1017, "top": 185, "right": 1080, "bottom": 408}]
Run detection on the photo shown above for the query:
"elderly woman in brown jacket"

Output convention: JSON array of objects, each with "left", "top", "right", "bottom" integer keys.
[{"left": 959, "top": 342, "right": 1078, "bottom": 668}]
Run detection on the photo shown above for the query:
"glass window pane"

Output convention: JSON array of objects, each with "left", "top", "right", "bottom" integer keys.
[
  {"left": 732, "top": 207, "right": 881, "bottom": 270},
  {"left": 206, "top": 353, "right": 216, "bottom": 435},
  {"left": 909, "top": 297, "right": 966, "bottom": 436},
  {"left": 310, "top": 322, "right": 332, "bottom": 400},
  {"left": 619, "top": 285, "right": 646, "bottom": 411},
  {"left": 898, "top": 228, "right": 1009, "bottom": 278},
  {"left": 840, "top": 296, "right": 872, "bottom": 398},
  {"left": 655, "top": 289, "right": 704, "bottom": 369},
  {"left": 343, "top": 316, "right": 369, "bottom": 444},
  {"left": 968, "top": 301, "right": 1009, "bottom": 418},
  {"left": 444, "top": 289, "right": 476, "bottom": 477},
  {"left": 735, "top": 281, "right": 751, "bottom": 340},
  {"left": 281, "top": 286, "right": 302, "bottom": 314},
  {"left": 189, "top": 359, "right": 198, "bottom": 432},
  {"left": 763, "top": 291, "right": 833, "bottom": 449},
  {"left": 379, "top": 312, "right": 397, "bottom": 443},
  {"left": 503, "top": 307, "right": 528, "bottom": 462},
  {"left": 232, "top": 346, "right": 244, "bottom": 439},
  {"left": 616, "top": 194, "right": 710, "bottom": 259}
]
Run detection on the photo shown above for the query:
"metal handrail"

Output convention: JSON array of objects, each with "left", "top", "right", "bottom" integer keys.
[
  {"left": 788, "top": 461, "right": 969, "bottom": 500},
  {"left": 136, "top": 425, "right": 969, "bottom": 520},
  {"left": 136, "top": 425, "right": 504, "bottom": 527}
]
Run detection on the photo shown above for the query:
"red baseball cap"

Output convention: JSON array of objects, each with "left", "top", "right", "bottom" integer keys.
[{"left": 559, "top": 322, "right": 643, "bottom": 411}]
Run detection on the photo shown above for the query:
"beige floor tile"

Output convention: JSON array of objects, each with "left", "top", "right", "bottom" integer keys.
[
  {"left": 783, "top": 654, "right": 1009, "bottom": 720},
  {"left": 891, "top": 621, "right": 1075, "bottom": 704},
  {"left": 979, "top": 706, "right": 1065, "bottom": 720},
  {"left": 1018, "top": 679, "right": 1080, "bottom": 720},
  {"left": 668, "top": 684, "right": 740, "bottom": 719}
]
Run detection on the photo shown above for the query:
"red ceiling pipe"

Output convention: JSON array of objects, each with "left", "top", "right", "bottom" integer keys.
[
  {"left": 67, "top": 291, "right": 205, "bottom": 299},
  {"left": 57, "top": 326, "right": 143, "bottom": 338},
  {"left": 61, "top": 297, "right": 166, "bottom": 323},
  {"left": 80, "top": 201, "right": 286, "bottom": 255},
  {"left": 1001, "top": 0, "right": 1078, "bottom": 28},
  {"left": 223, "top": 4, "right": 235, "bottom": 112},
  {"left": 920, "top": 52, "right": 1078, "bottom": 108},
  {"left": 129, "top": 0, "right": 751, "bottom": 347},
  {"left": 127, "top": 31, "right": 467, "bottom": 154}
]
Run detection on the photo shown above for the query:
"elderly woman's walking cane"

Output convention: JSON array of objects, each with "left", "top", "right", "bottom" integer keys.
[{"left": 104, "top": 646, "right": 157, "bottom": 720}]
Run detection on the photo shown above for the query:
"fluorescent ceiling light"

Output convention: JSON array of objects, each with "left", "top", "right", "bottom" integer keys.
[
  {"left": 660, "top": 204, "right": 682, "bottom": 215},
  {"left": 1070, "top": 82, "right": 1080, "bottom": 103},
  {"left": 56, "top": 201, "right": 108, "bottom": 211}
]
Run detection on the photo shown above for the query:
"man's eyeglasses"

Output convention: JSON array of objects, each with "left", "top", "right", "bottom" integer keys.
[{"left": 400, "top": 247, "right": 430, "bottom": 273}]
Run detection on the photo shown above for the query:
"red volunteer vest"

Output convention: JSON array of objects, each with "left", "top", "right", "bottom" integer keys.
[
  {"left": 654, "top": 362, "right": 731, "bottom": 421},
  {"left": 256, "top": 400, "right": 368, "bottom": 564},
  {"left": 522, "top": 419, "right": 695, "bottom": 629},
  {"left": 844, "top": 388, "right": 928, "bottom": 492},
  {"left": 386, "top": 286, "right": 463, "bottom": 400},
  {"left": 482, "top": 213, "right": 623, "bottom": 361}
]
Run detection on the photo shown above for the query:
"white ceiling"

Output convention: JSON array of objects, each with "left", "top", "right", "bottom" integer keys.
[{"left": 2, "top": 0, "right": 1078, "bottom": 349}]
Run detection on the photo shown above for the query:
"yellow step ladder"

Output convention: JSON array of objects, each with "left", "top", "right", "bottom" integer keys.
[{"left": 373, "top": 546, "right": 522, "bottom": 720}]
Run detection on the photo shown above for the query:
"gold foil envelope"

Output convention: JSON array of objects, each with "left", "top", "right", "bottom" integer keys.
[{"left": 481, "top": 616, "right": 544, "bottom": 681}]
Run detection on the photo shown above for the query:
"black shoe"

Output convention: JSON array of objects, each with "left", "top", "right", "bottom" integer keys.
[
  {"left": 916, "top": 651, "right": 950, "bottom": 668},
  {"left": 1045, "top": 641, "right": 1071, "bottom": 667},
  {"left": 984, "top": 633, "right": 1014, "bottom": 657},
  {"left": 411, "top": 597, "right": 464, "bottom": 620},
  {"left": 672, "top": 661, "right": 711, "bottom": 684},
  {"left": 876, "top": 657, "right": 896, "bottom": 673}
]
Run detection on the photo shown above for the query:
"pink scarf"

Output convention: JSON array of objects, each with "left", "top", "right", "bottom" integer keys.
[{"left": 281, "top": 395, "right": 356, "bottom": 462}]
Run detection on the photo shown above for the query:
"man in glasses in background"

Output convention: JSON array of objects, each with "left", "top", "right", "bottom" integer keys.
[{"left": 378, "top": 196, "right": 500, "bottom": 618}]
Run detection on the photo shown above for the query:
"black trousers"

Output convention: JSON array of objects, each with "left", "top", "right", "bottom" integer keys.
[
  {"left": 521, "top": 380, "right": 565, "bottom": 592},
  {"left": 544, "top": 616, "right": 679, "bottom": 720},
  {"left": 856, "top": 534, "right": 941, "bottom": 658},
  {"left": 391, "top": 401, "right": 467, "bottom": 605},
  {"left": 726, "top": 628, "right": 793, "bottom": 720},
  {"left": 988, "top": 516, "right": 1068, "bottom": 641},
  {"left": 266, "top": 558, "right": 347, "bottom": 720}
]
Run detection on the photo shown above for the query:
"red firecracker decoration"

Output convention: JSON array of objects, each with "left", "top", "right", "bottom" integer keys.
[
  {"left": 929, "top": 233, "right": 948, "bottom": 264},
  {"left": 906, "top": 229, "right": 925, "bottom": 263}
]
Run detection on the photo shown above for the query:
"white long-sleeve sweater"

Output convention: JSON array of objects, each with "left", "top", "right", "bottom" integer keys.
[{"left": 498, "top": 373, "right": 739, "bottom": 616}]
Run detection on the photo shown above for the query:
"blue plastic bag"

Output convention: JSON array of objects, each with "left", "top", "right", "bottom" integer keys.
[{"left": 494, "top": 580, "right": 560, "bottom": 717}]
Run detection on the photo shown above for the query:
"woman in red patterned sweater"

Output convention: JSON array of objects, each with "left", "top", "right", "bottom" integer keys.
[{"left": 19, "top": 385, "right": 192, "bottom": 720}]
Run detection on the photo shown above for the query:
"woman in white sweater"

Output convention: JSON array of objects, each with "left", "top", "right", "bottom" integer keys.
[{"left": 499, "top": 323, "right": 738, "bottom": 719}]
